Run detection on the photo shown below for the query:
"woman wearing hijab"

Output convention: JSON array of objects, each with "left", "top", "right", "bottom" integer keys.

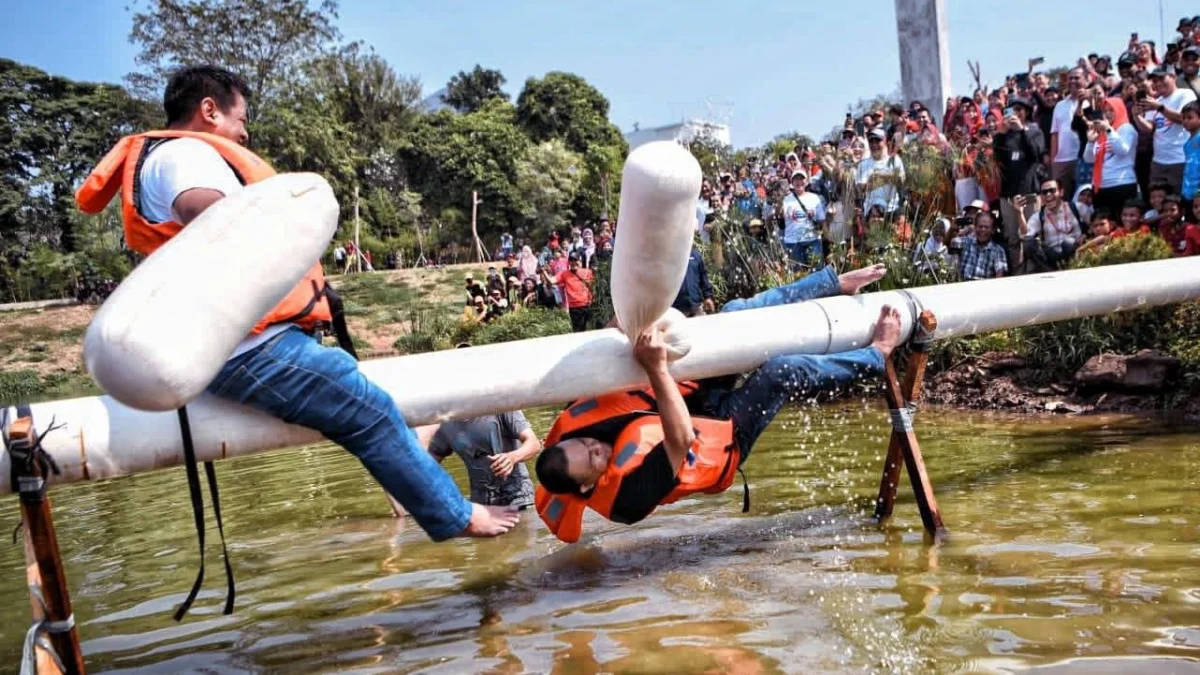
[
  {"left": 579, "top": 228, "right": 597, "bottom": 268},
  {"left": 1084, "top": 98, "right": 1140, "bottom": 217},
  {"left": 517, "top": 245, "right": 538, "bottom": 281}
]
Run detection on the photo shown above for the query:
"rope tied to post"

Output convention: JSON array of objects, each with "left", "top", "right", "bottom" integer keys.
[
  {"left": 19, "top": 585, "right": 73, "bottom": 675},
  {"left": 3, "top": 405, "right": 65, "bottom": 499},
  {"left": 888, "top": 404, "right": 917, "bottom": 433}
]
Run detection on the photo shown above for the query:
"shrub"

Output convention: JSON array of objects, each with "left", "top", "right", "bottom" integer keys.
[
  {"left": 393, "top": 306, "right": 456, "bottom": 354},
  {"left": 472, "top": 307, "right": 571, "bottom": 346},
  {"left": 0, "top": 370, "right": 46, "bottom": 405},
  {"left": 1020, "top": 233, "right": 1176, "bottom": 372}
]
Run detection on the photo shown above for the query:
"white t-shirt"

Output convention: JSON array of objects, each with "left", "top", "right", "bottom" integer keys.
[
  {"left": 1145, "top": 88, "right": 1198, "bottom": 164},
  {"left": 1025, "top": 201, "right": 1083, "bottom": 248},
  {"left": 781, "top": 191, "right": 824, "bottom": 243},
  {"left": 138, "top": 137, "right": 292, "bottom": 358},
  {"left": 856, "top": 154, "right": 905, "bottom": 213},
  {"left": 1050, "top": 98, "right": 1080, "bottom": 162}
]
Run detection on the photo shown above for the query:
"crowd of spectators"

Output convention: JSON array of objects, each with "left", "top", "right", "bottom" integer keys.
[
  {"left": 464, "top": 221, "right": 614, "bottom": 330},
  {"left": 692, "top": 19, "right": 1200, "bottom": 284}
]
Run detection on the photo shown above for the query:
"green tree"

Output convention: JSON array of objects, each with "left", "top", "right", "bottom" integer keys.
[
  {"left": 514, "top": 139, "right": 583, "bottom": 236},
  {"left": 126, "top": 0, "right": 342, "bottom": 118},
  {"left": 688, "top": 133, "right": 734, "bottom": 176},
  {"left": 250, "top": 72, "right": 359, "bottom": 215},
  {"left": 0, "top": 59, "right": 158, "bottom": 255},
  {"left": 579, "top": 143, "right": 624, "bottom": 220},
  {"left": 515, "top": 72, "right": 626, "bottom": 154},
  {"left": 443, "top": 65, "right": 509, "bottom": 114},
  {"left": 397, "top": 98, "right": 532, "bottom": 242},
  {"left": 311, "top": 42, "right": 423, "bottom": 166}
]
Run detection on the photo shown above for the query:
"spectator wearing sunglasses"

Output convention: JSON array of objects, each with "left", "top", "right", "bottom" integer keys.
[{"left": 1015, "top": 179, "right": 1085, "bottom": 272}]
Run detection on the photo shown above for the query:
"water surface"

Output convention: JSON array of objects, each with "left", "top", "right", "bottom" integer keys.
[{"left": 1, "top": 404, "right": 1198, "bottom": 674}]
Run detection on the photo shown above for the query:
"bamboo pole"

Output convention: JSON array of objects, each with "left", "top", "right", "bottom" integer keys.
[{"left": 353, "top": 185, "right": 362, "bottom": 274}]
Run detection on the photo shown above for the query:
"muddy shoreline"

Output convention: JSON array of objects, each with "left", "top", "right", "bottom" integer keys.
[{"left": 922, "top": 351, "right": 1200, "bottom": 424}]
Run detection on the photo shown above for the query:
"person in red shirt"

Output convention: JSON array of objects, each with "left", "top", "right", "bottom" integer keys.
[
  {"left": 1158, "top": 194, "right": 1200, "bottom": 255},
  {"left": 1113, "top": 199, "right": 1153, "bottom": 238},
  {"left": 555, "top": 254, "right": 594, "bottom": 332}
]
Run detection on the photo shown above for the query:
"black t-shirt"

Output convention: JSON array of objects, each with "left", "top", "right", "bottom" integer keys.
[
  {"left": 535, "top": 282, "right": 558, "bottom": 308},
  {"left": 993, "top": 126, "right": 1046, "bottom": 197},
  {"left": 609, "top": 445, "right": 678, "bottom": 524}
]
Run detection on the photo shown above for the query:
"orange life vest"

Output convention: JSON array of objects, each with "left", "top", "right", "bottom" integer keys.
[
  {"left": 535, "top": 382, "right": 741, "bottom": 543},
  {"left": 74, "top": 130, "right": 332, "bottom": 335}
]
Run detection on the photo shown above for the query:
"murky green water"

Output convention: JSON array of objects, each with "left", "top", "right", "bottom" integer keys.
[{"left": 2, "top": 404, "right": 1199, "bottom": 674}]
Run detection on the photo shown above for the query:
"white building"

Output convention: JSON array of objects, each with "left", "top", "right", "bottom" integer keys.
[{"left": 624, "top": 119, "right": 731, "bottom": 150}]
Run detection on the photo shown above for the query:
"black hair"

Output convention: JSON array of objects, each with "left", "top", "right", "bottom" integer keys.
[
  {"left": 163, "top": 65, "right": 251, "bottom": 125},
  {"left": 1161, "top": 194, "right": 1185, "bottom": 210},
  {"left": 1149, "top": 182, "right": 1175, "bottom": 196},
  {"left": 1122, "top": 198, "right": 1147, "bottom": 213},
  {"left": 535, "top": 444, "right": 581, "bottom": 495},
  {"left": 1183, "top": 101, "right": 1200, "bottom": 117}
]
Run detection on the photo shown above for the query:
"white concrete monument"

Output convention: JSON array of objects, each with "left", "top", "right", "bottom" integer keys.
[{"left": 894, "top": 0, "right": 951, "bottom": 124}]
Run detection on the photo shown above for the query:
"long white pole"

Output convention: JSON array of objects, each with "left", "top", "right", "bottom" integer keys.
[{"left": 2, "top": 258, "right": 1199, "bottom": 495}]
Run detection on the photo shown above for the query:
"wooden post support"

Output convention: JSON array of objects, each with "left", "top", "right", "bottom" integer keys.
[
  {"left": 873, "top": 310, "right": 947, "bottom": 541},
  {"left": 24, "top": 531, "right": 64, "bottom": 675},
  {"left": 9, "top": 416, "right": 87, "bottom": 674}
]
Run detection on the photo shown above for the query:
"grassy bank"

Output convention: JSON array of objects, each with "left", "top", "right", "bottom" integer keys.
[{"left": 0, "top": 263, "right": 494, "bottom": 405}]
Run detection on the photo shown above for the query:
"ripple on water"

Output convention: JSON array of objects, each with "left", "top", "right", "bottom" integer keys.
[{"left": 3, "top": 406, "right": 1199, "bottom": 674}]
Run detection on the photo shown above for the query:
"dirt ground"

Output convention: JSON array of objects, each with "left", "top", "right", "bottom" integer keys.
[{"left": 923, "top": 351, "right": 1200, "bottom": 422}]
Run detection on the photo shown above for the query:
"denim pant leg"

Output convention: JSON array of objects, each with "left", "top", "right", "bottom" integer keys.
[
  {"left": 715, "top": 347, "right": 886, "bottom": 459},
  {"left": 720, "top": 265, "right": 840, "bottom": 313},
  {"left": 208, "top": 328, "right": 472, "bottom": 541}
]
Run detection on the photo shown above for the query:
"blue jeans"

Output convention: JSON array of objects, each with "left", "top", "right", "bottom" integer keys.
[
  {"left": 783, "top": 239, "right": 824, "bottom": 270},
  {"left": 207, "top": 328, "right": 472, "bottom": 541},
  {"left": 708, "top": 266, "right": 885, "bottom": 458}
]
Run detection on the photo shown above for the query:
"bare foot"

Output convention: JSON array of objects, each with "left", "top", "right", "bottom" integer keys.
[
  {"left": 838, "top": 263, "right": 886, "bottom": 295},
  {"left": 460, "top": 503, "right": 520, "bottom": 538},
  {"left": 870, "top": 305, "right": 903, "bottom": 358}
]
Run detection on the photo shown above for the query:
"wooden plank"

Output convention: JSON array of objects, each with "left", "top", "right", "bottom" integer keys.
[{"left": 874, "top": 311, "right": 935, "bottom": 520}]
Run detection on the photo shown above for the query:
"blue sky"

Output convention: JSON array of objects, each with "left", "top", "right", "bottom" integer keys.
[{"left": 2, "top": 0, "right": 1193, "bottom": 147}]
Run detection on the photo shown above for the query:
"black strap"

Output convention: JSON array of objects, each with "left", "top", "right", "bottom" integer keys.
[
  {"left": 270, "top": 279, "right": 325, "bottom": 327},
  {"left": 323, "top": 283, "right": 359, "bottom": 360},
  {"left": 738, "top": 467, "right": 750, "bottom": 513},
  {"left": 173, "top": 407, "right": 235, "bottom": 621},
  {"left": 204, "top": 460, "right": 235, "bottom": 615},
  {"left": 7, "top": 404, "right": 32, "bottom": 495}
]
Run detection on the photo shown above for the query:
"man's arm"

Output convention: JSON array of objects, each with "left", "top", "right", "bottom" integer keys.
[
  {"left": 172, "top": 188, "right": 225, "bottom": 225},
  {"left": 490, "top": 413, "right": 542, "bottom": 479},
  {"left": 633, "top": 328, "right": 695, "bottom": 474},
  {"left": 1132, "top": 109, "right": 1154, "bottom": 132}
]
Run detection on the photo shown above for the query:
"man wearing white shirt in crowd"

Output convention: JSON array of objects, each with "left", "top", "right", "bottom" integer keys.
[
  {"left": 1050, "top": 68, "right": 1088, "bottom": 199},
  {"left": 1016, "top": 178, "right": 1085, "bottom": 272},
  {"left": 781, "top": 169, "right": 826, "bottom": 269},
  {"left": 1134, "top": 67, "right": 1198, "bottom": 193},
  {"left": 857, "top": 128, "right": 906, "bottom": 216}
]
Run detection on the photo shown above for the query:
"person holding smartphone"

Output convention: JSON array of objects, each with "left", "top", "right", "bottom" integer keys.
[
  {"left": 1084, "top": 97, "right": 1140, "bottom": 217},
  {"left": 1132, "top": 67, "right": 1197, "bottom": 194},
  {"left": 993, "top": 97, "right": 1045, "bottom": 271}
]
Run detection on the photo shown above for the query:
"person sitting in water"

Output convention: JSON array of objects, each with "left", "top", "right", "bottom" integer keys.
[{"left": 533, "top": 264, "right": 902, "bottom": 542}]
